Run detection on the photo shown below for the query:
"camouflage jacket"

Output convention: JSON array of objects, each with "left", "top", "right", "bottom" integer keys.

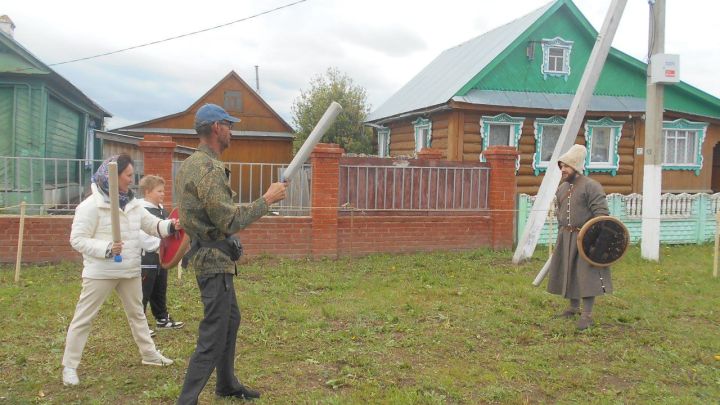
[{"left": 175, "top": 144, "right": 269, "bottom": 275}]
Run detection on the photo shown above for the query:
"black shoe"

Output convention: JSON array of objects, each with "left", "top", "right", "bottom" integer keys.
[
  {"left": 156, "top": 315, "right": 184, "bottom": 329},
  {"left": 217, "top": 385, "right": 261, "bottom": 400}
]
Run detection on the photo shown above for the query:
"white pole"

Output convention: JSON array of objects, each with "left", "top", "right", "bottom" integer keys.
[
  {"left": 513, "top": 0, "right": 627, "bottom": 264},
  {"left": 108, "top": 162, "right": 123, "bottom": 262},
  {"left": 714, "top": 210, "right": 719, "bottom": 277},
  {"left": 641, "top": 0, "right": 665, "bottom": 261},
  {"left": 532, "top": 257, "right": 552, "bottom": 287},
  {"left": 282, "top": 101, "right": 343, "bottom": 181},
  {"left": 14, "top": 201, "right": 26, "bottom": 283}
]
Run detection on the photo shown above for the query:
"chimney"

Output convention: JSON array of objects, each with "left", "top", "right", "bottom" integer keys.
[
  {"left": 255, "top": 65, "right": 260, "bottom": 93},
  {"left": 0, "top": 15, "right": 15, "bottom": 38}
]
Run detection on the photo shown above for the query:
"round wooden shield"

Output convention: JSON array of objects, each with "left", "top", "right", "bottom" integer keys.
[
  {"left": 577, "top": 215, "right": 629, "bottom": 267},
  {"left": 159, "top": 208, "right": 189, "bottom": 269}
]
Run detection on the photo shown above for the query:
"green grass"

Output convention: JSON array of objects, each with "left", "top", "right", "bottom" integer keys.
[{"left": 1, "top": 245, "right": 719, "bottom": 404}]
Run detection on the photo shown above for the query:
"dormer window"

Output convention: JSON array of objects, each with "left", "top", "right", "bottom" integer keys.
[{"left": 541, "top": 37, "right": 573, "bottom": 80}]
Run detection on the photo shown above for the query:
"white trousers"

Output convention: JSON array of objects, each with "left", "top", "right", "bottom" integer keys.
[{"left": 62, "top": 277, "right": 156, "bottom": 369}]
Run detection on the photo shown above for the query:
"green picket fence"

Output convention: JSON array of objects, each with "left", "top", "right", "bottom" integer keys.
[{"left": 517, "top": 193, "right": 720, "bottom": 245}]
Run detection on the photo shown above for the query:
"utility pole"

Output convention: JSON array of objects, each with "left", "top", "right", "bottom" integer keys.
[
  {"left": 513, "top": 0, "right": 627, "bottom": 264},
  {"left": 641, "top": 0, "right": 665, "bottom": 261}
]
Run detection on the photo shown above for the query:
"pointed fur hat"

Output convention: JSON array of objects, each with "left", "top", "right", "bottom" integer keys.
[{"left": 557, "top": 144, "right": 587, "bottom": 173}]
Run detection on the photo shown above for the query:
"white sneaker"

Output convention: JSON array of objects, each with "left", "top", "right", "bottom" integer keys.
[
  {"left": 62, "top": 367, "right": 79, "bottom": 386},
  {"left": 141, "top": 350, "right": 173, "bottom": 366}
]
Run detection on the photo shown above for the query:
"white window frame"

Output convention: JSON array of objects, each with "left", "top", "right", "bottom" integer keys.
[
  {"left": 584, "top": 117, "right": 624, "bottom": 176},
  {"left": 541, "top": 37, "right": 573, "bottom": 81},
  {"left": 661, "top": 118, "right": 708, "bottom": 176},
  {"left": 412, "top": 118, "right": 432, "bottom": 153},
  {"left": 532, "top": 116, "right": 565, "bottom": 175},
  {"left": 480, "top": 113, "right": 524, "bottom": 170},
  {"left": 377, "top": 127, "right": 391, "bottom": 157}
]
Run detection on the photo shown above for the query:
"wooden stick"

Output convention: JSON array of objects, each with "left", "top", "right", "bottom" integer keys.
[
  {"left": 108, "top": 162, "right": 122, "bottom": 262},
  {"left": 14, "top": 201, "right": 26, "bottom": 283}
]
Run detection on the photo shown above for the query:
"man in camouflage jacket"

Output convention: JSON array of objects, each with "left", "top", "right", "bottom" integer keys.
[{"left": 176, "top": 104, "right": 286, "bottom": 404}]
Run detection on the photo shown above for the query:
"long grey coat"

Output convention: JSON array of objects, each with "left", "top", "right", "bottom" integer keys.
[{"left": 546, "top": 175, "right": 613, "bottom": 299}]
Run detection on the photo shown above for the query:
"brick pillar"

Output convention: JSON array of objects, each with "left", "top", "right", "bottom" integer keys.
[
  {"left": 139, "top": 135, "right": 176, "bottom": 209},
  {"left": 417, "top": 147, "right": 443, "bottom": 160},
  {"left": 310, "top": 143, "right": 344, "bottom": 258},
  {"left": 483, "top": 146, "right": 519, "bottom": 250}
]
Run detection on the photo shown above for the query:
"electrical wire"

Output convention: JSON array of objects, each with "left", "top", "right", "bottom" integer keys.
[{"left": 6, "top": 0, "right": 307, "bottom": 72}]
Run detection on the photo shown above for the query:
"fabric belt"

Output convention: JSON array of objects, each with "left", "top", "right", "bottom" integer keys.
[{"left": 560, "top": 226, "right": 581, "bottom": 232}]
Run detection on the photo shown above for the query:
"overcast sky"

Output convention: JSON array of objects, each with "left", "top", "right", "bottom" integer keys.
[{"left": 3, "top": 0, "right": 718, "bottom": 129}]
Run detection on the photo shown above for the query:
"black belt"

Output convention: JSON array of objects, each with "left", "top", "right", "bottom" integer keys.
[{"left": 183, "top": 236, "right": 243, "bottom": 275}]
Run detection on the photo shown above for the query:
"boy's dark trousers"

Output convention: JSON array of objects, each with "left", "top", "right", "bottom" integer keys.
[{"left": 141, "top": 252, "right": 168, "bottom": 321}]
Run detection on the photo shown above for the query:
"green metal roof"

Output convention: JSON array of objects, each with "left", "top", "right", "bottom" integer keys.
[{"left": 368, "top": 0, "right": 720, "bottom": 122}]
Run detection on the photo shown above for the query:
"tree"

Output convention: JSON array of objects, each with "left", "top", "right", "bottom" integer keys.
[{"left": 291, "top": 67, "right": 374, "bottom": 154}]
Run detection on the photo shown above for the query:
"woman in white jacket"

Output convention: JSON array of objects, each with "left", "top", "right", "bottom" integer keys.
[{"left": 62, "top": 154, "right": 177, "bottom": 386}]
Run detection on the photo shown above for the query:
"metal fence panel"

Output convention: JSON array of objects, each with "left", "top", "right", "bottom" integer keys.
[
  {"left": 339, "top": 164, "right": 490, "bottom": 212},
  {"left": 0, "top": 156, "right": 143, "bottom": 214},
  {"left": 172, "top": 161, "right": 311, "bottom": 216}
]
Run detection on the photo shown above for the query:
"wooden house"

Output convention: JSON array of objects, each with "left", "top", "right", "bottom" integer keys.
[
  {"left": 366, "top": 0, "right": 720, "bottom": 195},
  {"left": 113, "top": 71, "right": 294, "bottom": 164},
  {"left": 112, "top": 71, "right": 295, "bottom": 201},
  {"left": 0, "top": 16, "right": 111, "bottom": 210}
]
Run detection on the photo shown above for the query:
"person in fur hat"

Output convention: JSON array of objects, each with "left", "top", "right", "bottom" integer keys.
[{"left": 546, "top": 144, "right": 612, "bottom": 330}]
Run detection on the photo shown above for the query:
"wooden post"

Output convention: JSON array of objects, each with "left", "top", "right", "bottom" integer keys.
[
  {"left": 14, "top": 201, "right": 26, "bottom": 283},
  {"left": 513, "top": 0, "right": 627, "bottom": 264},
  {"left": 641, "top": 0, "right": 665, "bottom": 261}
]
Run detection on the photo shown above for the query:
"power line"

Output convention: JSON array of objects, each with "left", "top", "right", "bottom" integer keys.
[{"left": 12, "top": 0, "right": 308, "bottom": 71}]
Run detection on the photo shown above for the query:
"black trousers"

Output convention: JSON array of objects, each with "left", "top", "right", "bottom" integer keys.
[
  {"left": 177, "top": 273, "right": 243, "bottom": 405},
  {"left": 141, "top": 252, "right": 168, "bottom": 321}
]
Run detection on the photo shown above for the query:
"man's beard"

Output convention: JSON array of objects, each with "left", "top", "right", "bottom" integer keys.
[
  {"left": 562, "top": 171, "right": 577, "bottom": 183},
  {"left": 219, "top": 137, "right": 230, "bottom": 152}
]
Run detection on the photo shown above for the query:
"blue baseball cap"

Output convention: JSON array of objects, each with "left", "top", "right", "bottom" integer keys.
[{"left": 194, "top": 103, "right": 240, "bottom": 127}]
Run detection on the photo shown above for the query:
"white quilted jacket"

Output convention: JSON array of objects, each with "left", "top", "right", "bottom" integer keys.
[{"left": 70, "top": 183, "right": 173, "bottom": 279}]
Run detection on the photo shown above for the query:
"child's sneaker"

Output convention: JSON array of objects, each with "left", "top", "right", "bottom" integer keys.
[
  {"left": 149, "top": 329, "right": 156, "bottom": 338},
  {"left": 141, "top": 350, "right": 173, "bottom": 366},
  {"left": 156, "top": 315, "right": 184, "bottom": 329}
]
